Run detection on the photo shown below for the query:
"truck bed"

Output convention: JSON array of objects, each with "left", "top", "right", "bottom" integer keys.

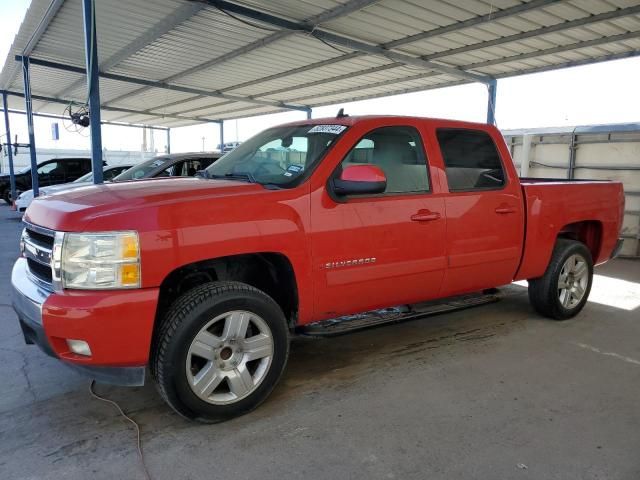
[{"left": 515, "top": 178, "right": 625, "bottom": 281}]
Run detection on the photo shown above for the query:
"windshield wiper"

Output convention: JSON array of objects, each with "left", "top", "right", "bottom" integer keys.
[
  {"left": 207, "top": 171, "right": 280, "bottom": 188},
  {"left": 213, "top": 172, "right": 256, "bottom": 183}
]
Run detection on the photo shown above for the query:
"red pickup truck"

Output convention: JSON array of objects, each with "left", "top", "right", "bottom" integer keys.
[{"left": 12, "top": 115, "right": 624, "bottom": 422}]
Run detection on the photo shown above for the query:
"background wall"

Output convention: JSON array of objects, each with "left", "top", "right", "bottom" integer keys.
[{"left": 505, "top": 124, "right": 640, "bottom": 257}]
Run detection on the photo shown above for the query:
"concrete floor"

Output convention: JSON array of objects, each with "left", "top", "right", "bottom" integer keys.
[{"left": 1, "top": 203, "right": 639, "bottom": 480}]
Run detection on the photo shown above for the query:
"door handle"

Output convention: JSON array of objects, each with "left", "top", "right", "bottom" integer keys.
[
  {"left": 495, "top": 206, "right": 517, "bottom": 214},
  {"left": 411, "top": 211, "right": 441, "bottom": 222}
]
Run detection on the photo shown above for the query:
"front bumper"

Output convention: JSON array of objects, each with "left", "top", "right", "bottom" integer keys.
[
  {"left": 11, "top": 257, "right": 158, "bottom": 386},
  {"left": 12, "top": 258, "right": 56, "bottom": 356}
]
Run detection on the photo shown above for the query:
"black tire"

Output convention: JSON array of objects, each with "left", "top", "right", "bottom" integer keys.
[
  {"left": 528, "top": 239, "right": 593, "bottom": 320},
  {"left": 151, "top": 281, "right": 290, "bottom": 423},
  {"left": 2, "top": 190, "right": 10, "bottom": 204}
]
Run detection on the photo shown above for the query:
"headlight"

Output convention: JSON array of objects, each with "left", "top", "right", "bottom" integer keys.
[{"left": 53, "top": 231, "right": 141, "bottom": 290}]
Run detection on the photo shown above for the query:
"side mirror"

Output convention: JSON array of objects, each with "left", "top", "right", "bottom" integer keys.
[{"left": 332, "top": 165, "right": 386, "bottom": 196}]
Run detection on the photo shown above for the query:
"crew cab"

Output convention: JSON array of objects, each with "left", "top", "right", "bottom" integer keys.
[
  {"left": 11, "top": 116, "right": 624, "bottom": 422},
  {"left": 0, "top": 157, "right": 93, "bottom": 203}
]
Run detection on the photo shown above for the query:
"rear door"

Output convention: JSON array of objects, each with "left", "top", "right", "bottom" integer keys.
[
  {"left": 311, "top": 123, "right": 447, "bottom": 319},
  {"left": 435, "top": 127, "right": 524, "bottom": 296}
]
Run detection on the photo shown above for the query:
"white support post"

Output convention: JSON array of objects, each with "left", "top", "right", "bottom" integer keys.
[{"left": 520, "top": 134, "right": 532, "bottom": 177}]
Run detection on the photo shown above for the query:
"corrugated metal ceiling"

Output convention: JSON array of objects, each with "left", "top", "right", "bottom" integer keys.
[{"left": 1, "top": 0, "right": 638, "bottom": 127}]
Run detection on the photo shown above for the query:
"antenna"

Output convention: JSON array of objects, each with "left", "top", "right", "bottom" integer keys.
[{"left": 336, "top": 108, "right": 348, "bottom": 118}]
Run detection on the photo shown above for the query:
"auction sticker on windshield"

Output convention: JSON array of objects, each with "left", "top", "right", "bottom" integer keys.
[{"left": 308, "top": 125, "right": 347, "bottom": 135}]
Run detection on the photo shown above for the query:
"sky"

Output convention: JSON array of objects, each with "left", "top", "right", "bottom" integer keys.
[{"left": 1, "top": 0, "right": 639, "bottom": 154}]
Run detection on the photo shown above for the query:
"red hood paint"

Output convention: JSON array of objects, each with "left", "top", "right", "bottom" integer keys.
[{"left": 25, "top": 178, "right": 264, "bottom": 231}]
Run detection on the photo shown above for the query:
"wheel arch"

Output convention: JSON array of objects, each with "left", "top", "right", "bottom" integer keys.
[
  {"left": 556, "top": 220, "right": 602, "bottom": 262},
  {"left": 516, "top": 217, "right": 604, "bottom": 281},
  {"left": 153, "top": 252, "right": 299, "bottom": 339}
]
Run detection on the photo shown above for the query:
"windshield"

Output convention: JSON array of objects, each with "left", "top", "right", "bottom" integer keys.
[
  {"left": 113, "top": 156, "right": 171, "bottom": 181},
  {"left": 205, "top": 124, "right": 347, "bottom": 187}
]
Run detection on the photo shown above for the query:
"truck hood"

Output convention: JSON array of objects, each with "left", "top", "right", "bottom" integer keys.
[{"left": 25, "top": 177, "right": 264, "bottom": 231}]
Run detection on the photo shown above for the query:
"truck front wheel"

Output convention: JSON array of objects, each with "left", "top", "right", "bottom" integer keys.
[
  {"left": 151, "top": 281, "right": 290, "bottom": 422},
  {"left": 528, "top": 239, "right": 593, "bottom": 320}
]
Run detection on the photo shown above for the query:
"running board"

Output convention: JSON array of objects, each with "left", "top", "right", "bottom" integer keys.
[{"left": 300, "top": 290, "right": 501, "bottom": 337}]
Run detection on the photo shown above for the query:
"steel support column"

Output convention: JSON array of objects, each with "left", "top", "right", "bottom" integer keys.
[
  {"left": 21, "top": 56, "right": 39, "bottom": 197},
  {"left": 486, "top": 79, "right": 497, "bottom": 125},
  {"left": 568, "top": 127, "right": 578, "bottom": 180},
  {"left": 1, "top": 92, "right": 17, "bottom": 202},
  {"left": 82, "top": 0, "right": 104, "bottom": 184},
  {"left": 219, "top": 122, "right": 224, "bottom": 151},
  {"left": 306, "top": 108, "right": 312, "bottom": 120},
  {"left": 166, "top": 127, "right": 171, "bottom": 154}
]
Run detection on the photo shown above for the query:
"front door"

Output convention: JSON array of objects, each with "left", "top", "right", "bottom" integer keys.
[{"left": 311, "top": 125, "right": 447, "bottom": 320}]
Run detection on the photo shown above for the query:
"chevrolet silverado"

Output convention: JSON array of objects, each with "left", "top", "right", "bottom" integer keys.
[{"left": 12, "top": 115, "right": 624, "bottom": 422}]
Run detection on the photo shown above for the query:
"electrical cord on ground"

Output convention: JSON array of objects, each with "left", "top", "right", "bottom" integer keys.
[{"left": 89, "top": 380, "right": 152, "bottom": 480}]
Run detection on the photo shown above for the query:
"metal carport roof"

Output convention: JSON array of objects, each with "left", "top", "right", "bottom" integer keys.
[{"left": 1, "top": 0, "right": 639, "bottom": 129}]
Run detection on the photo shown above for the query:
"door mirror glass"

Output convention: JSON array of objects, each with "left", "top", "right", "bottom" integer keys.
[{"left": 333, "top": 165, "right": 387, "bottom": 195}]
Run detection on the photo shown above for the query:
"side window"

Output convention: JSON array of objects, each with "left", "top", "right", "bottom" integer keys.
[
  {"left": 103, "top": 167, "right": 125, "bottom": 181},
  {"left": 157, "top": 164, "right": 174, "bottom": 177},
  {"left": 172, "top": 161, "right": 188, "bottom": 177},
  {"left": 169, "top": 159, "right": 203, "bottom": 177},
  {"left": 184, "top": 159, "right": 204, "bottom": 176},
  {"left": 436, "top": 129, "right": 505, "bottom": 192},
  {"left": 37, "top": 162, "right": 58, "bottom": 175},
  {"left": 198, "top": 158, "right": 215, "bottom": 169},
  {"left": 341, "top": 126, "right": 429, "bottom": 194}
]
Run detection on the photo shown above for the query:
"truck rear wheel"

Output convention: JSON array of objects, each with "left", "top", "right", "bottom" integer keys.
[
  {"left": 528, "top": 239, "right": 593, "bottom": 320},
  {"left": 151, "top": 281, "right": 290, "bottom": 423}
]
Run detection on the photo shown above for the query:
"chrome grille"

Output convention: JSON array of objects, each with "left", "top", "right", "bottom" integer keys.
[{"left": 23, "top": 222, "right": 55, "bottom": 289}]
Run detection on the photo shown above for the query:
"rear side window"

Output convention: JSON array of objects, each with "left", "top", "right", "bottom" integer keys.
[{"left": 436, "top": 129, "right": 505, "bottom": 192}]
